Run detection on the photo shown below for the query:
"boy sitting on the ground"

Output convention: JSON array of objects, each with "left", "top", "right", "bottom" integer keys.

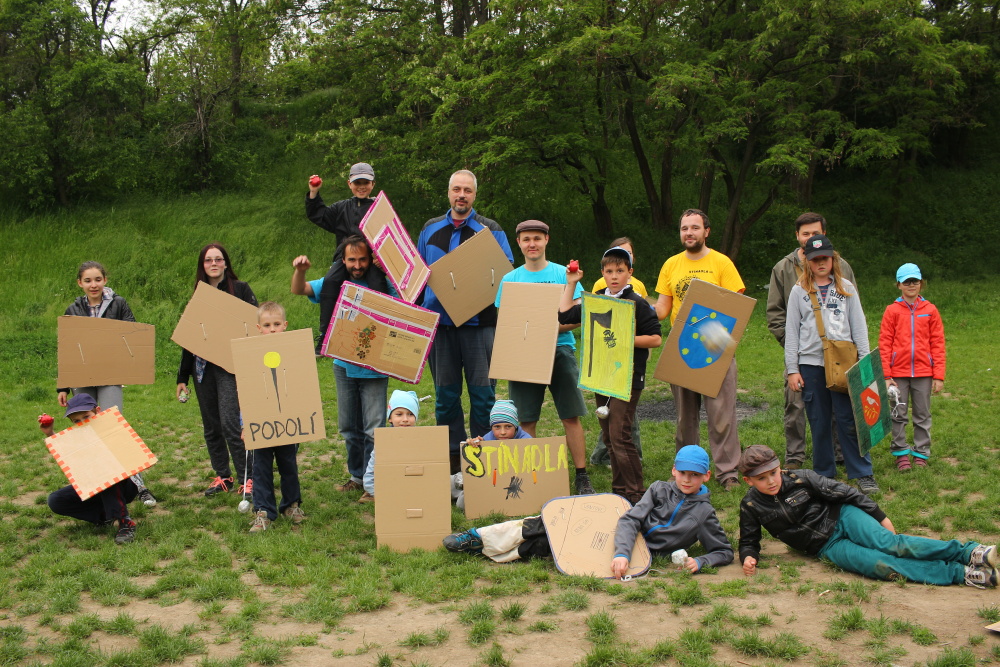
[
  {"left": 452, "top": 399, "right": 532, "bottom": 509},
  {"left": 39, "top": 394, "right": 138, "bottom": 544},
  {"left": 444, "top": 445, "right": 734, "bottom": 579},
  {"left": 738, "top": 445, "right": 999, "bottom": 587}
]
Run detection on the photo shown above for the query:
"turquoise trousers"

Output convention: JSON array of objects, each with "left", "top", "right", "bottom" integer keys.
[{"left": 818, "top": 505, "right": 977, "bottom": 586}]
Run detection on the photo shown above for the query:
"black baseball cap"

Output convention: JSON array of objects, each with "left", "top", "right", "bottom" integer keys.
[{"left": 803, "top": 234, "right": 835, "bottom": 260}]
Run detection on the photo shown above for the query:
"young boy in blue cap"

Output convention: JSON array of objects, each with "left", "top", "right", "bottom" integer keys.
[
  {"left": 361, "top": 389, "right": 419, "bottom": 503},
  {"left": 445, "top": 445, "right": 733, "bottom": 578},
  {"left": 38, "top": 394, "right": 139, "bottom": 544}
]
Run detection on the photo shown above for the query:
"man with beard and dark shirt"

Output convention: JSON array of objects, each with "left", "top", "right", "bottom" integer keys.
[
  {"left": 305, "top": 162, "right": 388, "bottom": 352},
  {"left": 417, "top": 170, "right": 514, "bottom": 473}
]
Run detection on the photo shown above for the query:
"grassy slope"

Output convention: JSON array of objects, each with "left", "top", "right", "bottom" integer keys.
[{"left": 1, "top": 159, "right": 999, "bottom": 665}]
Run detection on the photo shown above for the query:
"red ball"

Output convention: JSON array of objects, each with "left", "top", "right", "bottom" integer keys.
[
  {"left": 38, "top": 414, "right": 54, "bottom": 427},
  {"left": 309, "top": 175, "right": 322, "bottom": 187},
  {"left": 567, "top": 260, "right": 579, "bottom": 273}
]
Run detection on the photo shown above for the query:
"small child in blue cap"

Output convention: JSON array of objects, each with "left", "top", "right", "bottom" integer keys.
[{"left": 444, "top": 445, "right": 734, "bottom": 578}]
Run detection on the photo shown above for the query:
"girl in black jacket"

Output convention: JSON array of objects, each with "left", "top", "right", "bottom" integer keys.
[
  {"left": 176, "top": 244, "right": 258, "bottom": 498},
  {"left": 58, "top": 261, "right": 157, "bottom": 507}
]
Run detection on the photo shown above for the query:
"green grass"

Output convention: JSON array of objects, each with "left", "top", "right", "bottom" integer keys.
[{"left": 2, "top": 183, "right": 1000, "bottom": 665}]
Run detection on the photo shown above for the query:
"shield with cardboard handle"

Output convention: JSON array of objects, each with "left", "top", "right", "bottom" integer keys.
[
  {"left": 846, "top": 347, "right": 892, "bottom": 457},
  {"left": 541, "top": 493, "right": 651, "bottom": 579}
]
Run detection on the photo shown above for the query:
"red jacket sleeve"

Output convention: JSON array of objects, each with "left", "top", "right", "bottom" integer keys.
[
  {"left": 929, "top": 305, "right": 946, "bottom": 380},
  {"left": 878, "top": 305, "right": 895, "bottom": 374}
]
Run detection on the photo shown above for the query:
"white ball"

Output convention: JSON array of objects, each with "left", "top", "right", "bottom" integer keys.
[
  {"left": 700, "top": 320, "right": 732, "bottom": 353},
  {"left": 596, "top": 405, "right": 610, "bottom": 420},
  {"left": 238, "top": 499, "right": 251, "bottom": 513},
  {"left": 671, "top": 549, "right": 689, "bottom": 565}
]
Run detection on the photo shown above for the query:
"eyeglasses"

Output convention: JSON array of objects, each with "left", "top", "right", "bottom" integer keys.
[
  {"left": 902, "top": 279, "right": 920, "bottom": 286},
  {"left": 204, "top": 257, "right": 225, "bottom": 264}
]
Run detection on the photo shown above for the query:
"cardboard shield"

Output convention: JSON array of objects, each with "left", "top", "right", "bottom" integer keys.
[
  {"left": 847, "top": 348, "right": 891, "bottom": 457},
  {"left": 171, "top": 282, "right": 260, "bottom": 373},
  {"left": 426, "top": 229, "right": 513, "bottom": 327},
  {"left": 359, "top": 192, "right": 430, "bottom": 304},
  {"left": 58, "top": 317, "right": 155, "bottom": 388},
  {"left": 461, "top": 437, "right": 570, "bottom": 519},
  {"left": 231, "top": 329, "right": 326, "bottom": 450},
  {"left": 653, "top": 279, "right": 756, "bottom": 398},
  {"left": 45, "top": 407, "right": 157, "bottom": 500},
  {"left": 489, "top": 282, "right": 562, "bottom": 384},
  {"left": 322, "top": 282, "right": 439, "bottom": 383},
  {"left": 578, "top": 293, "right": 635, "bottom": 400},
  {"left": 541, "top": 494, "right": 652, "bottom": 579},
  {"left": 374, "top": 425, "right": 451, "bottom": 551}
]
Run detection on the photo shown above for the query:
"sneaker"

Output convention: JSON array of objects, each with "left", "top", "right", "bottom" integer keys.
[
  {"left": 282, "top": 502, "right": 306, "bottom": 524},
  {"left": 896, "top": 455, "right": 912, "bottom": 473},
  {"left": 357, "top": 492, "right": 374, "bottom": 504},
  {"left": 249, "top": 510, "right": 271, "bottom": 533},
  {"left": 913, "top": 457, "right": 928, "bottom": 468},
  {"left": 575, "top": 473, "right": 595, "bottom": 495},
  {"left": 236, "top": 479, "right": 253, "bottom": 496},
  {"left": 443, "top": 528, "right": 483, "bottom": 554},
  {"left": 336, "top": 479, "right": 364, "bottom": 493},
  {"left": 970, "top": 545, "right": 1000, "bottom": 569},
  {"left": 856, "top": 476, "right": 880, "bottom": 496},
  {"left": 721, "top": 477, "right": 741, "bottom": 492},
  {"left": 138, "top": 488, "right": 158, "bottom": 507},
  {"left": 204, "top": 476, "right": 234, "bottom": 497},
  {"left": 114, "top": 518, "right": 137, "bottom": 544},
  {"left": 965, "top": 564, "right": 998, "bottom": 589}
]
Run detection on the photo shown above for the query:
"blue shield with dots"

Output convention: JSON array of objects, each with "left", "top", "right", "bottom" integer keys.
[{"left": 677, "top": 305, "right": 737, "bottom": 369}]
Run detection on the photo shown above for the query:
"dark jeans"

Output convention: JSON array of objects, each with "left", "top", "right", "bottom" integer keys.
[
  {"left": 251, "top": 444, "right": 301, "bottom": 521},
  {"left": 799, "top": 364, "right": 872, "bottom": 479},
  {"left": 48, "top": 478, "right": 137, "bottom": 525},
  {"left": 333, "top": 364, "right": 388, "bottom": 482},
  {"left": 195, "top": 363, "right": 247, "bottom": 483}
]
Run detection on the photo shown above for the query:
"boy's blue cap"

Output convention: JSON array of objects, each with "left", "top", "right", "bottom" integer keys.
[
  {"left": 490, "top": 400, "right": 519, "bottom": 427},
  {"left": 65, "top": 393, "right": 98, "bottom": 418},
  {"left": 674, "top": 445, "right": 709, "bottom": 474},
  {"left": 896, "top": 263, "right": 922, "bottom": 283},
  {"left": 387, "top": 390, "right": 419, "bottom": 420},
  {"left": 603, "top": 246, "right": 633, "bottom": 269}
]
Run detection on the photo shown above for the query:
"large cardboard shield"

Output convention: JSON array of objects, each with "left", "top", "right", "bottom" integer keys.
[
  {"left": 58, "top": 317, "right": 155, "bottom": 387},
  {"left": 426, "top": 229, "right": 513, "bottom": 327},
  {"left": 232, "top": 329, "right": 326, "bottom": 450},
  {"left": 359, "top": 192, "right": 430, "bottom": 304},
  {"left": 171, "top": 282, "right": 260, "bottom": 373},
  {"left": 578, "top": 293, "right": 635, "bottom": 400},
  {"left": 461, "top": 437, "right": 570, "bottom": 519},
  {"left": 489, "top": 283, "right": 562, "bottom": 384}
]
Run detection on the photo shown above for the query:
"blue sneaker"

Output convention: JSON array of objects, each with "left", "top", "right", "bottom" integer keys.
[{"left": 443, "top": 528, "right": 483, "bottom": 554}]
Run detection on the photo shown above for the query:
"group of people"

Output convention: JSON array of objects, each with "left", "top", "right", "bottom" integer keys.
[{"left": 41, "top": 163, "right": 954, "bottom": 592}]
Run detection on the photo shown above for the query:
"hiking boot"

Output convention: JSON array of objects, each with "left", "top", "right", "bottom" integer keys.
[
  {"left": 896, "top": 455, "right": 912, "bottom": 473},
  {"left": 856, "top": 476, "right": 880, "bottom": 496},
  {"left": 913, "top": 457, "right": 928, "bottom": 468},
  {"left": 721, "top": 477, "right": 741, "bottom": 492},
  {"left": 236, "top": 479, "right": 253, "bottom": 496},
  {"left": 965, "top": 565, "right": 998, "bottom": 589},
  {"left": 357, "top": 492, "right": 374, "bottom": 504},
  {"left": 282, "top": 502, "right": 306, "bottom": 524},
  {"left": 204, "top": 476, "right": 234, "bottom": 497},
  {"left": 443, "top": 528, "right": 483, "bottom": 554},
  {"left": 336, "top": 479, "right": 363, "bottom": 493},
  {"left": 138, "top": 488, "right": 158, "bottom": 507},
  {"left": 784, "top": 461, "right": 802, "bottom": 471},
  {"left": 249, "top": 510, "right": 271, "bottom": 533},
  {"left": 970, "top": 545, "right": 1000, "bottom": 569},
  {"left": 114, "top": 518, "right": 137, "bottom": 544},
  {"left": 575, "top": 472, "right": 595, "bottom": 495}
]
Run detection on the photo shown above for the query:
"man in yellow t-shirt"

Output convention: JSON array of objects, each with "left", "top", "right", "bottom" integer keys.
[{"left": 654, "top": 208, "right": 745, "bottom": 491}]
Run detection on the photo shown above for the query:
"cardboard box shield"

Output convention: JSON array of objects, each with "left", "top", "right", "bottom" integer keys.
[
  {"left": 231, "top": 329, "right": 326, "bottom": 450},
  {"left": 359, "top": 192, "right": 430, "bottom": 304},
  {"left": 460, "top": 437, "right": 570, "bottom": 519},
  {"left": 489, "top": 283, "right": 562, "bottom": 384},
  {"left": 322, "top": 282, "right": 439, "bottom": 384},
  {"left": 653, "top": 279, "right": 756, "bottom": 398},
  {"left": 171, "top": 282, "right": 260, "bottom": 373},
  {"left": 427, "top": 229, "right": 513, "bottom": 327},
  {"left": 45, "top": 407, "right": 157, "bottom": 500},
  {"left": 57, "top": 317, "right": 155, "bottom": 388},
  {"left": 374, "top": 425, "right": 451, "bottom": 551},
  {"left": 542, "top": 494, "right": 652, "bottom": 579},
  {"left": 578, "top": 293, "right": 635, "bottom": 401},
  {"left": 847, "top": 348, "right": 892, "bottom": 457}
]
